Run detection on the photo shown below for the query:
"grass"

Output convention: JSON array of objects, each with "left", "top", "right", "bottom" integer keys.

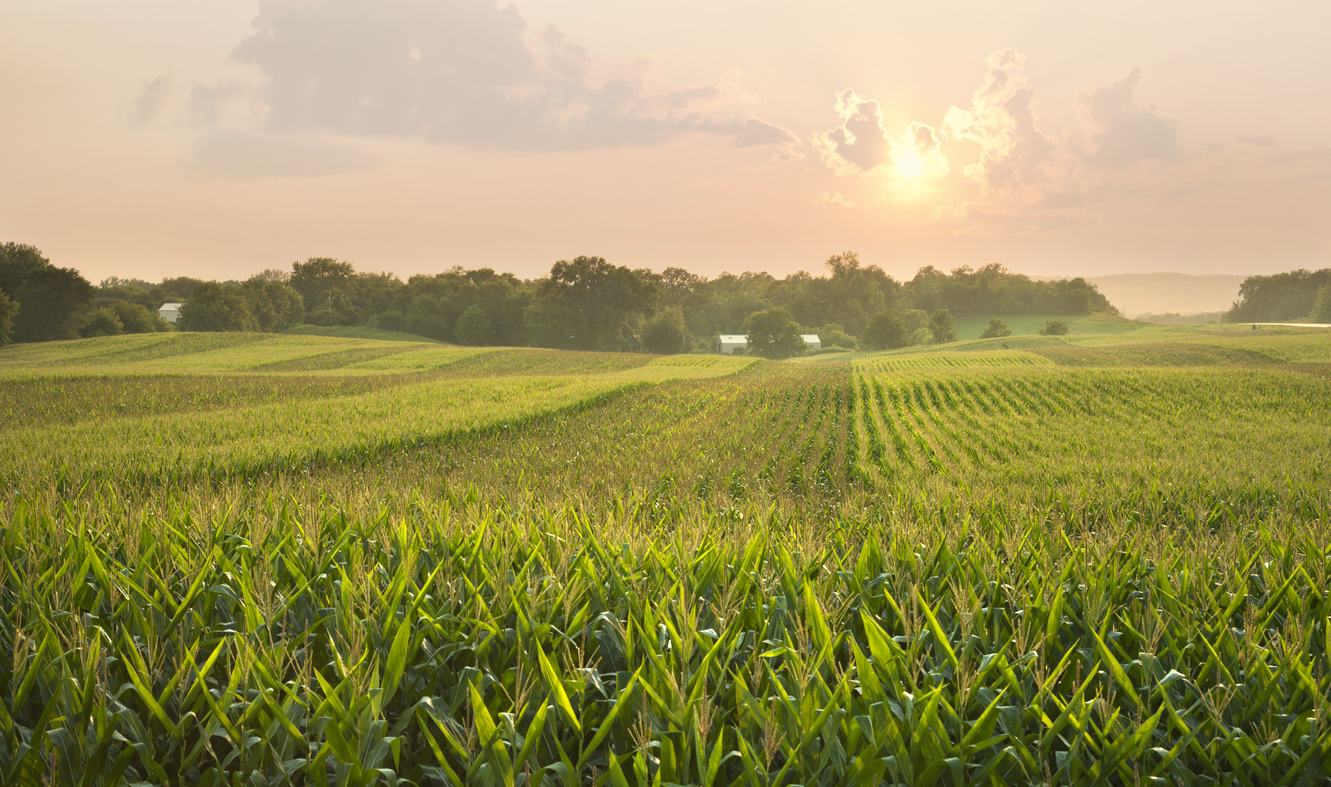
[{"left": 1, "top": 328, "right": 1329, "bottom": 785}]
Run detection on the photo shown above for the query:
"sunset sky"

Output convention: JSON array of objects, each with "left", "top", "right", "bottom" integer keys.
[{"left": 2, "top": 0, "right": 1328, "bottom": 284}]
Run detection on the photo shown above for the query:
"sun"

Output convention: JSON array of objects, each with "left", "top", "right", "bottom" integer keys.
[{"left": 895, "top": 150, "right": 924, "bottom": 178}]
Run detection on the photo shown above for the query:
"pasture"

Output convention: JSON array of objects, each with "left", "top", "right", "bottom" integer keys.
[{"left": 2, "top": 325, "right": 1329, "bottom": 786}]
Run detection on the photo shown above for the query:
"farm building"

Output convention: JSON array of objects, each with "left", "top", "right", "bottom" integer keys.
[
  {"left": 159, "top": 303, "right": 182, "bottom": 324},
  {"left": 716, "top": 334, "right": 822, "bottom": 354},
  {"left": 716, "top": 335, "right": 748, "bottom": 354}
]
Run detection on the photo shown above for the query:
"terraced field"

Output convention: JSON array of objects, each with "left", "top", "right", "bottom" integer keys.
[{"left": 2, "top": 326, "right": 1330, "bottom": 786}]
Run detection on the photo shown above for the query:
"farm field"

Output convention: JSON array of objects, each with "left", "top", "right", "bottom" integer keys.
[{"left": 2, "top": 327, "right": 1330, "bottom": 786}]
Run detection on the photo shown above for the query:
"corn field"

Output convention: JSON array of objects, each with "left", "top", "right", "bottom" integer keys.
[{"left": 2, "top": 329, "right": 1331, "bottom": 785}]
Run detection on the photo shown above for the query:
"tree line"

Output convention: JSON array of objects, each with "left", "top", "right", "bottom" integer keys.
[
  {"left": 1222, "top": 268, "right": 1331, "bottom": 324},
  {"left": 0, "top": 242, "right": 1115, "bottom": 351}
]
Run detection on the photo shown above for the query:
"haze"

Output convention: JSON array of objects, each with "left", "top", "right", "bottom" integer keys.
[{"left": 2, "top": 0, "right": 1328, "bottom": 284}]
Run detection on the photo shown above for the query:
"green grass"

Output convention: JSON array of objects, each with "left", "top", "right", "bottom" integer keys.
[
  {"left": 284, "top": 324, "right": 448, "bottom": 343},
  {"left": 1, "top": 331, "right": 1329, "bottom": 785},
  {"left": 950, "top": 312, "right": 1145, "bottom": 339}
]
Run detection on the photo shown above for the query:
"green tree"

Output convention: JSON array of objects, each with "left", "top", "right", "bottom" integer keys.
[
  {"left": 290, "top": 258, "right": 357, "bottom": 313},
  {"left": 0, "top": 243, "right": 95, "bottom": 342},
  {"left": 1311, "top": 284, "right": 1331, "bottom": 323},
  {"left": 861, "top": 310, "right": 909, "bottom": 350},
  {"left": 640, "top": 308, "right": 690, "bottom": 354},
  {"left": 928, "top": 308, "right": 957, "bottom": 344},
  {"left": 1039, "top": 319, "right": 1069, "bottom": 336},
  {"left": 746, "top": 308, "right": 806, "bottom": 359},
  {"left": 813, "top": 322, "right": 856, "bottom": 350},
  {"left": 454, "top": 304, "right": 493, "bottom": 346},
  {"left": 178, "top": 283, "right": 258, "bottom": 332},
  {"left": 240, "top": 278, "right": 305, "bottom": 331},
  {"left": 525, "top": 256, "right": 661, "bottom": 351},
  {"left": 979, "top": 317, "right": 1012, "bottom": 338},
  {"left": 106, "top": 301, "right": 170, "bottom": 333},
  {"left": 80, "top": 307, "right": 125, "bottom": 338},
  {"left": 0, "top": 288, "right": 18, "bottom": 345}
]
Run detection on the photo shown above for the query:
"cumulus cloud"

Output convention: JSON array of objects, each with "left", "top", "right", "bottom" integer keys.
[
  {"left": 942, "top": 49, "right": 1057, "bottom": 189},
  {"left": 1074, "top": 68, "right": 1178, "bottom": 167},
  {"left": 814, "top": 89, "right": 892, "bottom": 174},
  {"left": 174, "top": 0, "right": 783, "bottom": 165},
  {"left": 130, "top": 72, "right": 173, "bottom": 126}
]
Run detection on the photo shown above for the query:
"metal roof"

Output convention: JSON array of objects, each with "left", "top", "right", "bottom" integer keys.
[{"left": 717, "top": 335, "right": 748, "bottom": 342}]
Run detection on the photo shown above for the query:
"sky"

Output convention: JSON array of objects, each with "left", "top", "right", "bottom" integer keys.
[{"left": 2, "top": 0, "right": 1328, "bottom": 284}]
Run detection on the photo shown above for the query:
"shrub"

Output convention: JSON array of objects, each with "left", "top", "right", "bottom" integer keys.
[
  {"left": 1040, "top": 319, "right": 1070, "bottom": 336},
  {"left": 979, "top": 317, "right": 1012, "bottom": 338},
  {"left": 80, "top": 307, "right": 125, "bottom": 338}
]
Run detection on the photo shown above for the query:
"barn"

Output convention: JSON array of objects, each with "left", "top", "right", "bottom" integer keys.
[
  {"left": 802, "top": 334, "right": 822, "bottom": 351},
  {"left": 716, "top": 335, "right": 748, "bottom": 354},
  {"left": 159, "top": 303, "right": 182, "bottom": 324}
]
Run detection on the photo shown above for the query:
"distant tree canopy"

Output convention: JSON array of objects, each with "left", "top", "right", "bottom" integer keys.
[
  {"left": 5, "top": 243, "right": 1128, "bottom": 351},
  {"left": 1224, "top": 269, "right": 1331, "bottom": 323},
  {"left": 0, "top": 243, "right": 95, "bottom": 342}
]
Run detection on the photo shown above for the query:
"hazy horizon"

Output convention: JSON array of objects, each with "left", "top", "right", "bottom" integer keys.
[{"left": 3, "top": 0, "right": 1328, "bottom": 284}]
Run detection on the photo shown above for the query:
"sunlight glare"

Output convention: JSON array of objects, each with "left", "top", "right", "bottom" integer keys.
[{"left": 896, "top": 151, "right": 924, "bottom": 178}]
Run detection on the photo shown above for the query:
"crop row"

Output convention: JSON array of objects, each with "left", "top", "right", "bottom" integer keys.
[{"left": 2, "top": 500, "right": 1328, "bottom": 785}]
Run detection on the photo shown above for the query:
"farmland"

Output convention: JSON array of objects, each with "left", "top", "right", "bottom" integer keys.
[{"left": 2, "top": 324, "right": 1330, "bottom": 786}]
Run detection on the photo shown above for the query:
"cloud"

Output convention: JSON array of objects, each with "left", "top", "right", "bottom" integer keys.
[
  {"left": 1236, "top": 135, "right": 1275, "bottom": 147},
  {"left": 809, "top": 191, "right": 852, "bottom": 208},
  {"left": 730, "top": 118, "right": 798, "bottom": 149},
  {"left": 187, "top": 129, "right": 378, "bottom": 179},
  {"left": 180, "top": 0, "right": 780, "bottom": 155},
  {"left": 814, "top": 89, "right": 891, "bottom": 174},
  {"left": 1074, "top": 68, "right": 1178, "bottom": 167},
  {"left": 942, "top": 48, "right": 1057, "bottom": 189},
  {"left": 130, "top": 71, "right": 173, "bottom": 126}
]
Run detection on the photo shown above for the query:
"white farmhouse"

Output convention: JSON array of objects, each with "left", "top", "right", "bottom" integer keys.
[
  {"left": 159, "top": 303, "right": 183, "bottom": 324},
  {"left": 716, "top": 335, "right": 748, "bottom": 354},
  {"left": 802, "top": 334, "right": 822, "bottom": 351}
]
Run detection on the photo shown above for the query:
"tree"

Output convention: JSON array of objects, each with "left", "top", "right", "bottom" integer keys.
[
  {"left": 454, "top": 304, "right": 493, "bottom": 346},
  {"left": 0, "top": 288, "right": 18, "bottom": 345},
  {"left": 178, "top": 283, "right": 258, "bottom": 332},
  {"left": 0, "top": 243, "right": 95, "bottom": 342},
  {"left": 290, "top": 258, "right": 357, "bottom": 313},
  {"left": 928, "top": 308, "right": 957, "bottom": 344},
  {"left": 640, "top": 308, "right": 690, "bottom": 354},
  {"left": 979, "top": 317, "right": 1012, "bottom": 338},
  {"left": 746, "top": 308, "right": 806, "bottom": 359},
  {"left": 80, "top": 307, "right": 125, "bottom": 338},
  {"left": 106, "top": 301, "right": 170, "bottom": 333},
  {"left": 240, "top": 278, "right": 305, "bottom": 331},
  {"left": 862, "top": 311, "right": 909, "bottom": 350},
  {"left": 1039, "top": 319, "right": 1069, "bottom": 336},
  {"left": 1311, "top": 284, "right": 1331, "bottom": 323},
  {"left": 525, "top": 256, "right": 661, "bottom": 350}
]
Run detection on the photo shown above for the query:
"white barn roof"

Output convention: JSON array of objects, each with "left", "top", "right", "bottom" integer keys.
[{"left": 717, "top": 335, "right": 747, "bottom": 343}]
